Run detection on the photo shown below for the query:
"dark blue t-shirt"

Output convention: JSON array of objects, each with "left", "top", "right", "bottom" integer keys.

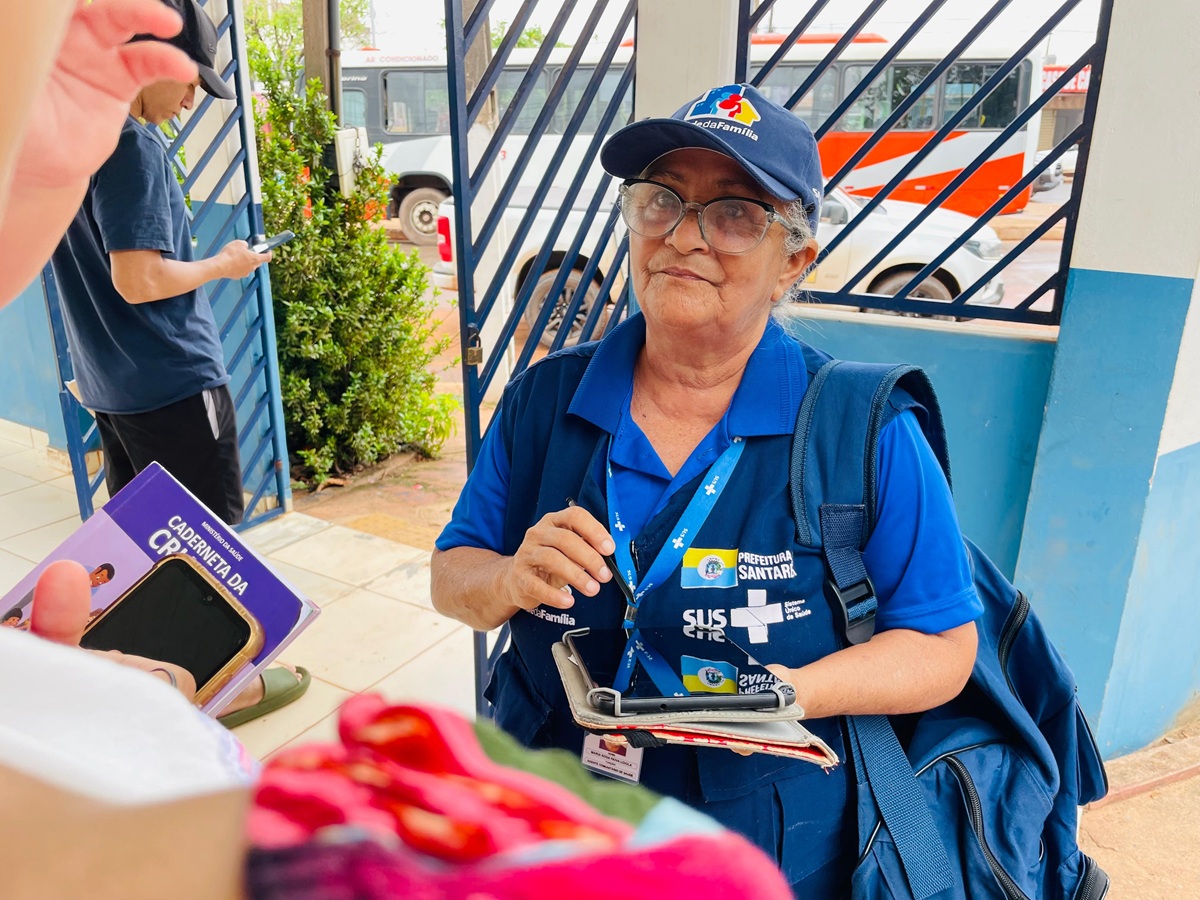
[{"left": 50, "top": 116, "right": 228, "bottom": 414}]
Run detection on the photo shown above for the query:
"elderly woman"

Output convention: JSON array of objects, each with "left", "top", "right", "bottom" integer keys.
[{"left": 431, "top": 84, "right": 980, "bottom": 895}]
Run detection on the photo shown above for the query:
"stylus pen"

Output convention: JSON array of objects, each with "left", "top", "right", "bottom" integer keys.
[{"left": 566, "top": 497, "right": 638, "bottom": 626}]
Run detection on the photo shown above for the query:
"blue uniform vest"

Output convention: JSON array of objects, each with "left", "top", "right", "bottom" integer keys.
[{"left": 485, "top": 334, "right": 923, "bottom": 892}]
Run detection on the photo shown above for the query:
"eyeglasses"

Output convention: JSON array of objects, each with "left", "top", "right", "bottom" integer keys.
[{"left": 618, "top": 179, "right": 798, "bottom": 254}]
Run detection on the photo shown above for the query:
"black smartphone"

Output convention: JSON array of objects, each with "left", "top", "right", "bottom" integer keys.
[
  {"left": 247, "top": 230, "right": 295, "bottom": 253},
  {"left": 563, "top": 627, "right": 795, "bottom": 716},
  {"left": 80, "top": 554, "right": 264, "bottom": 705}
]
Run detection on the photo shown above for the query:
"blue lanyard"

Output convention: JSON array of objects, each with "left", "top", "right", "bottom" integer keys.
[{"left": 606, "top": 434, "right": 746, "bottom": 695}]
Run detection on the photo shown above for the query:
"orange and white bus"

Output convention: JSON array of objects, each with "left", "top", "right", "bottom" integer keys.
[
  {"left": 748, "top": 32, "right": 1043, "bottom": 216},
  {"left": 340, "top": 32, "right": 1042, "bottom": 242}
]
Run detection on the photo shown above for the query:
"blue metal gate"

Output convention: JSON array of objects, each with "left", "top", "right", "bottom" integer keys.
[
  {"left": 41, "top": 0, "right": 290, "bottom": 530},
  {"left": 444, "top": 0, "right": 636, "bottom": 712},
  {"left": 737, "top": 0, "right": 1112, "bottom": 324}
]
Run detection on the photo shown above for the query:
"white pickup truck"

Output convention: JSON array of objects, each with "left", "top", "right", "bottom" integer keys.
[{"left": 434, "top": 186, "right": 1006, "bottom": 344}]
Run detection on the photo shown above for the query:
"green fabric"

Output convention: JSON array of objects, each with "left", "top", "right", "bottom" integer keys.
[{"left": 472, "top": 718, "right": 661, "bottom": 826}]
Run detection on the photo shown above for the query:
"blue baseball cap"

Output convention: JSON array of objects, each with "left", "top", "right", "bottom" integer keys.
[{"left": 601, "top": 83, "right": 824, "bottom": 233}]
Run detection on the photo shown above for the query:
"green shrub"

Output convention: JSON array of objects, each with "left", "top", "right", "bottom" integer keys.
[{"left": 253, "top": 61, "right": 457, "bottom": 484}]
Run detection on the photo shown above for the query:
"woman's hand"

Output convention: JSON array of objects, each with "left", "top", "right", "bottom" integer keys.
[
  {"left": 431, "top": 505, "right": 618, "bottom": 632},
  {"left": 27, "top": 559, "right": 196, "bottom": 700},
  {"left": 501, "top": 505, "right": 616, "bottom": 613}
]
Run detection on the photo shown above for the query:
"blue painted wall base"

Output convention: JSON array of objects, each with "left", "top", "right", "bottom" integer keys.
[
  {"left": 1016, "top": 267, "right": 1194, "bottom": 756},
  {"left": 0, "top": 278, "right": 68, "bottom": 448},
  {"left": 1098, "top": 439, "right": 1200, "bottom": 756}
]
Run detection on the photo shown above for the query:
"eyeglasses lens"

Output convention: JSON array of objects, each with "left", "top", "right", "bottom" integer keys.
[{"left": 621, "top": 182, "right": 770, "bottom": 253}]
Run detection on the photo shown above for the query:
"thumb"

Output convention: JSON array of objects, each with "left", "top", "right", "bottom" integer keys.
[{"left": 28, "top": 560, "right": 92, "bottom": 646}]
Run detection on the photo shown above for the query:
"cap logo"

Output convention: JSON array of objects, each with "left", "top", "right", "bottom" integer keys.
[{"left": 685, "top": 85, "right": 761, "bottom": 141}]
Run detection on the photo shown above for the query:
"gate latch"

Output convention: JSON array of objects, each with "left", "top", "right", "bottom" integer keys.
[{"left": 465, "top": 324, "right": 483, "bottom": 367}]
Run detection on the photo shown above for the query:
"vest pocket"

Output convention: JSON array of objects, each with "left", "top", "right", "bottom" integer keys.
[
  {"left": 487, "top": 650, "right": 554, "bottom": 748},
  {"left": 699, "top": 771, "right": 853, "bottom": 889}
]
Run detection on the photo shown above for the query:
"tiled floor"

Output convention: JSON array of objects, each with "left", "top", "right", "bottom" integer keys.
[{"left": 0, "top": 432, "right": 476, "bottom": 763}]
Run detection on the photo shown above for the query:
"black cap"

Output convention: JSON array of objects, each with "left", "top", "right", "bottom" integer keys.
[{"left": 132, "top": 0, "right": 236, "bottom": 100}]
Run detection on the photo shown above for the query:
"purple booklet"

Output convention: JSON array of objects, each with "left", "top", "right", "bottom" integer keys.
[{"left": 0, "top": 463, "right": 319, "bottom": 715}]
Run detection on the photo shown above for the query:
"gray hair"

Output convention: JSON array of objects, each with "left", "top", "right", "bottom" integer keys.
[{"left": 779, "top": 198, "right": 818, "bottom": 303}]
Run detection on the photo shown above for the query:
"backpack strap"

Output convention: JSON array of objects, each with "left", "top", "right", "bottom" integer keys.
[
  {"left": 791, "top": 360, "right": 949, "bottom": 644},
  {"left": 790, "top": 358, "right": 955, "bottom": 900}
]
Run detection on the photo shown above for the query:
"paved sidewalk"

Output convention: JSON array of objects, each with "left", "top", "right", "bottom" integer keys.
[{"left": 1078, "top": 719, "right": 1200, "bottom": 897}]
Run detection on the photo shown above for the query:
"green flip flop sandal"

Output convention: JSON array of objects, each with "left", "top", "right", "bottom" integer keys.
[{"left": 218, "top": 665, "right": 311, "bottom": 729}]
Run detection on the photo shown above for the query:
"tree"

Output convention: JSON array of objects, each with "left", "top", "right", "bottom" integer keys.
[
  {"left": 253, "top": 67, "right": 457, "bottom": 482},
  {"left": 244, "top": 0, "right": 371, "bottom": 81},
  {"left": 490, "top": 20, "right": 570, "bottom": 49}
]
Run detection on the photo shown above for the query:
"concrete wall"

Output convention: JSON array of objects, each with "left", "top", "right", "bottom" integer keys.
[
  {"left": 1015, "top": 0, "right": 1200, "bottom": 756},
  {"left": 0, "top": 277, "right": 66, "bottom": 448}
]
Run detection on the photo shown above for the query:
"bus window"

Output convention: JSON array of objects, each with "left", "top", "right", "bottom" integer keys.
[
  {"left": 384, "top": 70, "right": 450, "bottom": 134},
  {"left": 842, "top": 63, "right": 935, "bottom": 130},
  {"left": 754, "top": 64, "right": 838, "bottom": 128},
  {"left": 552, "top": 66, "right": 632, "bottom": 135},
  {"left": 495, "top": 68, "right": 550, "bottom": 135},
  {"left": 942, "top": 62, "right": 1026, "bottom": 129},
  {"left": 342, "top": 88, "right": 367, "bottom": 129}
]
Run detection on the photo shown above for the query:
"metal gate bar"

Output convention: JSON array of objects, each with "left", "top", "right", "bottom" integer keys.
[
  {"left": 839, "top": 54, "right": 1090, "bottom": 292},
  {"left": 738, "top": 0, "right": 1110, "bottom": 324},
  {"left": 811, "top": 0, "right": 949, "bottom": 142},
  {"left": 446, "top": 0, "right": 635, "bottom": 714}
]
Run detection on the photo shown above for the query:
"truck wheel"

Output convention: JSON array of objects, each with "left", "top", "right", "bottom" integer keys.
[
  {"left": 398, "top": 187, "right": 446, "bottom": 246},
  {"left": 522, "top": 268, "right": 602, "bottom": 348}
]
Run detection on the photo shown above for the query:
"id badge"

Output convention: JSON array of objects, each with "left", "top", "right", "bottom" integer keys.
[{"left": 581, "top": 733, "right": 644, "bottom": 784}]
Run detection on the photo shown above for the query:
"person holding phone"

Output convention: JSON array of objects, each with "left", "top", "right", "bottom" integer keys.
[
  {"left": 44, "top": 0, "right": 307, "bottom": 725},
  {"left": 49, "top": 0, "right": 269, "bottom": 528},
  {"left": 431, "top": 84, "right": 982, "bottom": 896}
]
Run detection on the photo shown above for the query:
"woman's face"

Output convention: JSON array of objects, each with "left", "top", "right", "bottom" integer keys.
[{"left": 628, "top": 148, "right": 812, "bottom": 341}]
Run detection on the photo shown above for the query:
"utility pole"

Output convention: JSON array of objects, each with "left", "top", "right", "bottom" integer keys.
[
  {"left": 464, "top": 0, "right": 496, "bottom": 128},
  {"left": 302, "top": 0, "right": 343, "bottom": 120}
]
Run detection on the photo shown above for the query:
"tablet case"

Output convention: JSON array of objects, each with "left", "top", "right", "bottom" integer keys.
[{"left": 552, "top": 640, "right": 839, "bottom": 768}]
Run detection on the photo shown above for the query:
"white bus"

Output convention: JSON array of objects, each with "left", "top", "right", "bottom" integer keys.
[
  {"left": 341, "top": 33, "right": 1043, "bottom": 244},
  {"left": 340, "top": 44, "right": 632, "bottom": 244}
]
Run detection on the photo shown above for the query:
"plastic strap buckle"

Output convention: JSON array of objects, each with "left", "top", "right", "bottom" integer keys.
[{"left": 827, "top": 577, "right": 878, "bottom": 645}]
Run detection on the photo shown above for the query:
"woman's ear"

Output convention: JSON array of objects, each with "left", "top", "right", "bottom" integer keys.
[{"left": 772, "top": 243, "right": 818, "bottom": 302}]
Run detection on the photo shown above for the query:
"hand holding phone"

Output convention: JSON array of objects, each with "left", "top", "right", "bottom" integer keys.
[
  {"left": 80, "top": 554, "right": 264, "bottom": 706},
  {"left": 247, "top": 230, "right": 295, "bottom": 254}
]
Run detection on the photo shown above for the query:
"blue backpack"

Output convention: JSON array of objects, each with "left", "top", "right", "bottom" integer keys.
[{"left": 791, "top": 357, "right": 1111, "bottom": 900}]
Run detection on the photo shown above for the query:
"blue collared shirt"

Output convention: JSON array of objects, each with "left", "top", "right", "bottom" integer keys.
[{"left": 437, "top": 314, "right": 979, "bottom": 634}]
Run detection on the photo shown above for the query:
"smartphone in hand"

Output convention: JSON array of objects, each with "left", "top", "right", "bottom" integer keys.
[
  {"left": 247, "top": 230, "right": 295, "bottom": 254},
  {"left": 81, "top": 554, "right": 264, "bottom": 706}
]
